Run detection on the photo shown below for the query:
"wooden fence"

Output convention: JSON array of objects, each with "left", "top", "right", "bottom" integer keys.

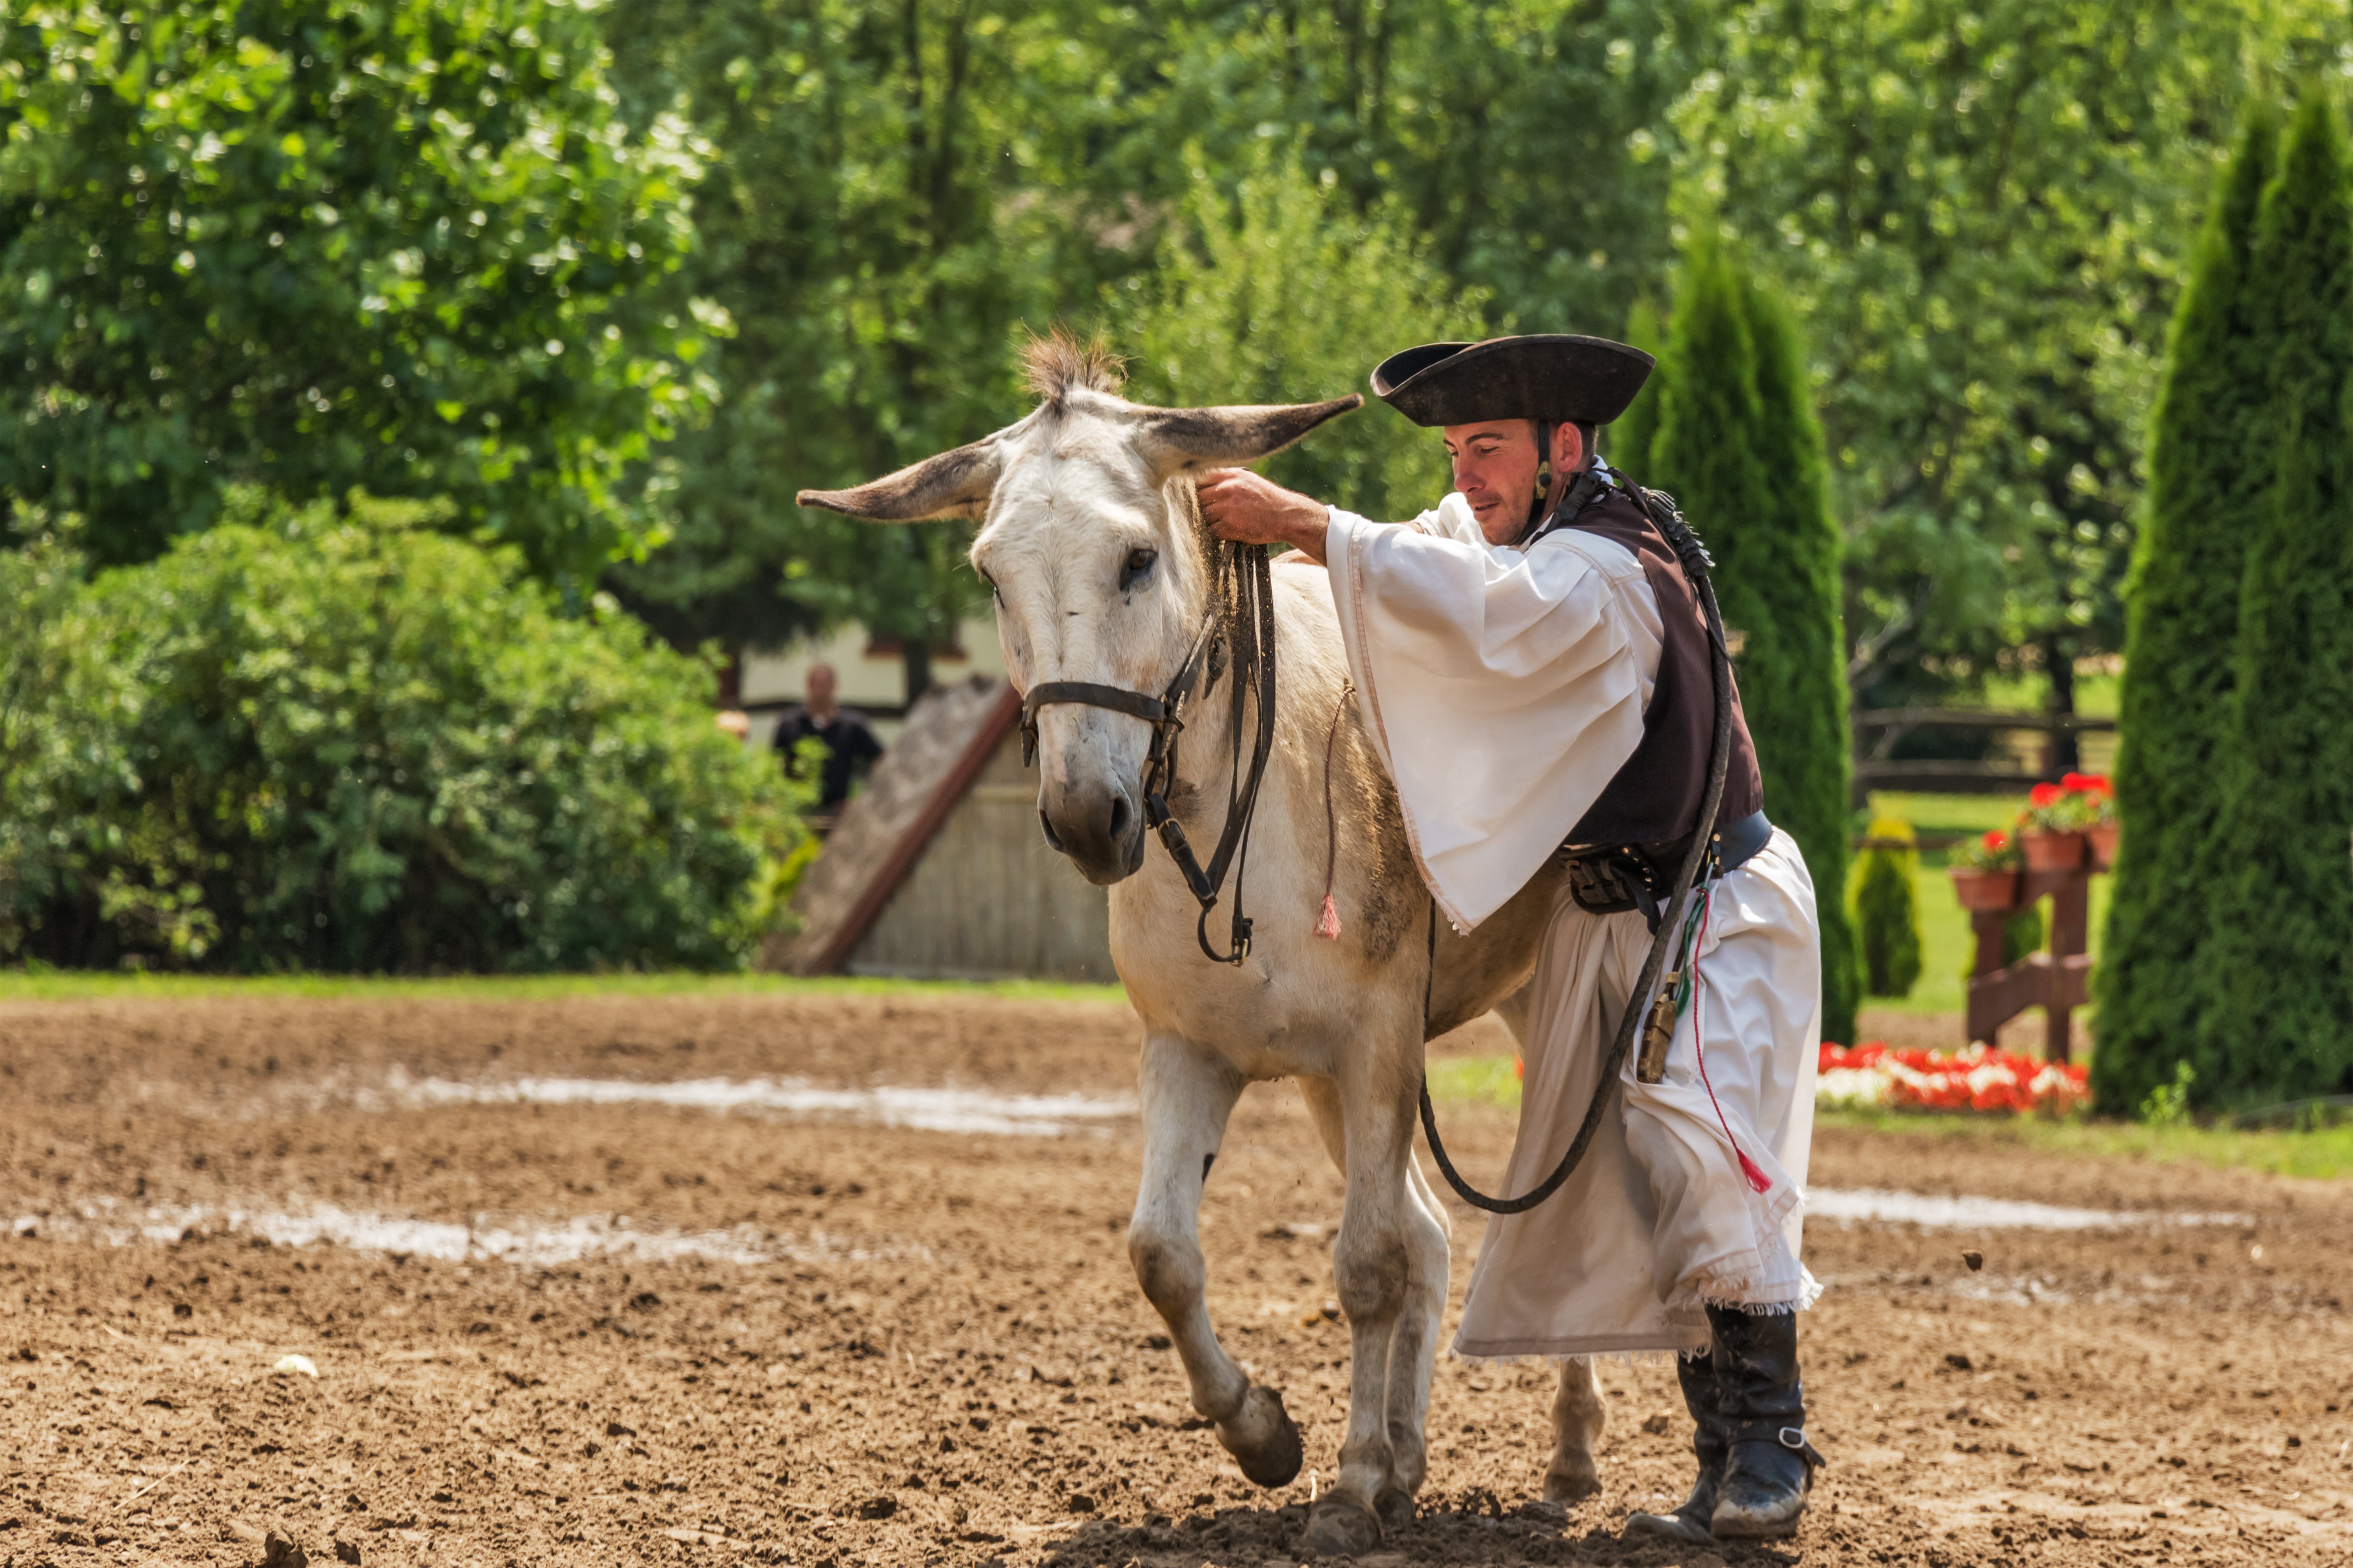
[{"left": 1851, "top": 707, "right": 2116, "bottom": 802}]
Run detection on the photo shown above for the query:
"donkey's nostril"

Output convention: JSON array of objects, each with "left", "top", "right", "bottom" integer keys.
[
  {"left": 1107, "top": 794, "right": 1130, "bottom": 841},
  {"left": 1038, "top": 809, "right": 1068, "bottom": 854}
]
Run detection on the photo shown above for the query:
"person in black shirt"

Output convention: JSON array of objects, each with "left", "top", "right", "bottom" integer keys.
[{"left": 771, "top": 663, "right": 882, "bottom": 816}]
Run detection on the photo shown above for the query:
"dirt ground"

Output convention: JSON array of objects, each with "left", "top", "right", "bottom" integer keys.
[{"left": 4, "top": 991, "right": 2350, "bottom": 1568}]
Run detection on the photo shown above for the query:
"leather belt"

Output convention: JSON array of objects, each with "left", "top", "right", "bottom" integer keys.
[{"left": 1561, "top": 809, "right": 1775, "bottom": 931}]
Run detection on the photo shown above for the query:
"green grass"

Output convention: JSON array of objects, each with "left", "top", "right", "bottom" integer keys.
[
  {"left": 0, "top": 968, "right": 1131, "bottom": 1006},
  {"left": 1426, "top": 1053, "right": 2353, "bottom": 1180},
  {"left": 1817, "top": 1106, "right": 2353, "bottom": 1182},
  {"left": 1427, "top": 1053, "right": 1524, "bottom": 1108}
]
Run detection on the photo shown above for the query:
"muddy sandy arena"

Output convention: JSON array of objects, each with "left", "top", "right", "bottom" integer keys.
[{"left": 4, "top": 989, "right": 2350, "bottom": 1567}]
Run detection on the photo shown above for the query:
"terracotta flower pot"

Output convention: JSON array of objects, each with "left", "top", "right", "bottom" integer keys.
[
  {"left": 2020, "top": 829, "right": 2086, "bottom": 873},
  {"left": 1950, "top": 868, "right": 2021, "bottom": 911},
  {"left": 2088, "top": 822, "right": 2120, "bottom": 872}
]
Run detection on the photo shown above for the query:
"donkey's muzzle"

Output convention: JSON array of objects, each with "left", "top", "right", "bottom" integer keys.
[{"left": 1039, "top": 776, "right": 1145, "bottom": 885}]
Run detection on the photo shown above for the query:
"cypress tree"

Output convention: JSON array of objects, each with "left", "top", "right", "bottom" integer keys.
[
  {"left": 1607, "top": 299, "right": 1667, "bottom": 478},
  {"left": 1648, "top": 240, "right": 1861, "bottom": 1048},
  {"left": 2191, "top": 92, "right": 2353, "bottom": 1108},
  {"left": 2093, "top": 105, "right": 2281, "bottom": 1113}
]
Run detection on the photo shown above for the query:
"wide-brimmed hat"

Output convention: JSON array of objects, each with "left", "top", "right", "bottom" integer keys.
[{"left": 1371, "top": 334, "right": 1655, "bottom": 428}]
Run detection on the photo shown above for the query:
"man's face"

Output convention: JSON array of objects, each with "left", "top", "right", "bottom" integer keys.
[
  {"left": 1442, "top": 420, "right": 1588, "bottom": 545},
  {"left": 1442, "top": 420, "right": 1543, "bottom": 545},
  {"left": 807, "top": 664, "right": 837, "bottom": 707}
]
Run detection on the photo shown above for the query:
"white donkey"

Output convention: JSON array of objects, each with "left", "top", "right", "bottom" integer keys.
[{"left": 801, "top": 338, "right": 1604, "bottom": 1555}]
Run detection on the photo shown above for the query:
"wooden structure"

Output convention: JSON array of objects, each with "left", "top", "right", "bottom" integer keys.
[
  {"left": 768, "top": 674, "right": 1118, "bottom": 983},
  {"left": 1965, "top": 865, "right": 2094, "bottom": 1059},
  {"left": 1853, "top": 707, "right": 2116, "bottom": 803}
]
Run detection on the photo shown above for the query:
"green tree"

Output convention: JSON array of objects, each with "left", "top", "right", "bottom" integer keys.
[
  {"left": 1605, "top": 299, "right": 1667, "bottom": 480},
  {"left": 0, "top": 0, "right": 713, "bottom": 580},
  {"left": 2094, "top": 105, "right": 2282, "bottom": 1113},
  {"left": 1648, "top": 239, "right": 1860, "bottom": 1048},
  {"left": 1133, "top": 0, "right": 1710, "bottom": 343},
  {"left": 1110, "top": 154, "right": 1481, "bottom": 520},
  {"left": 2191, "top": 91, "right": 2353, "bottom": 1107},
  {"left": 597, "top": 0, "right": 1163, "bottom": 680},
  {"left": 1671, "top": 0, "right": 2342, "bottom": 715}
]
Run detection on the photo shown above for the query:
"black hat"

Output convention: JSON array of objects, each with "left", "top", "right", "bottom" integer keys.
[{"left": 1371, "top": 334, "right": 1655, "bottom": 428}]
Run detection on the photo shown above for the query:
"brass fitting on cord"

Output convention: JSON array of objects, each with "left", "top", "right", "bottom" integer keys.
[{"left": 1637, "top": 976, "right": 1681, "bottom": 1084}]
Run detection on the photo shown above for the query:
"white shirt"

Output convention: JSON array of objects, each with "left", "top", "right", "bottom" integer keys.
[{"left": 1325, "top": 488, "right": 1665, "bottom": 930}]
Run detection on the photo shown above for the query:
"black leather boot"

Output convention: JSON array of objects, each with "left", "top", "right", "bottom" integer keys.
[
  {"left": 1707, "top": 1305, "right": 1824, "bottom": 1539},
  {"left": 1622, "top": 1348, "right": 1731, "bottom": 1543}
]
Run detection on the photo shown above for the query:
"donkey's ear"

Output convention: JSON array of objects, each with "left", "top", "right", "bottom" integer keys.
[
  {"left": 797, "top": 433, "right": 1007, "bottom": 522},
  {"left": 1134, "top": 395, "right": 1364, "bottom": 479}
]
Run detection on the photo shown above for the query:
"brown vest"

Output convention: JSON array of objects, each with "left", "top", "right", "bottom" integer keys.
[{"left": 1549, "top": 485, "right": 1764, "bottom": 848}]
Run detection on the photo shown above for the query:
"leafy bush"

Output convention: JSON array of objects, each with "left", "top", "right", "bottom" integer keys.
[
  {"left": 1851, "top": 821, "right": 1922, "bottom": 1000},
  {"left": 1, "top": 492, "right": 805, "bottom": 972}
]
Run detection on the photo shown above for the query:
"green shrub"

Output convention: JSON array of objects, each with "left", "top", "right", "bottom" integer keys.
[
  {"left": 1851, "top": 821, "right": 1922, "bottom": 1000},
  {"left": 1998, "top": 903, "right": 2046, "bottom": 971},
  {"left": 2, "top": 491, "right": 806, "bottom": 972}
]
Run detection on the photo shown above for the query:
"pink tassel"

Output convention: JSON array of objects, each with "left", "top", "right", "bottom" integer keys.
[
  {"left": 1737, "top": 1149, "right": 1773, "bottom": 1194},
  {"left": 1314, "top": 893, "right": 1342, "bottom": 940}
]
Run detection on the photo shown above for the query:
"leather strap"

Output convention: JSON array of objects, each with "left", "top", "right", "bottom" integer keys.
[{"left": 1023, "top": 682, "right": 1169, "bottom": 728}]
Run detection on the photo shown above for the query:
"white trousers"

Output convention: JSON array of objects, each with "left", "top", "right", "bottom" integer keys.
[{"left": 1452, "top": 827, "right": 1823, "bottom": 1360}]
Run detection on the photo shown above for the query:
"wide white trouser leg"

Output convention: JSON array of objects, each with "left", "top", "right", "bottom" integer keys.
[{"left": 1452, "top": 829, "right": 1822, "bottom": 1360}]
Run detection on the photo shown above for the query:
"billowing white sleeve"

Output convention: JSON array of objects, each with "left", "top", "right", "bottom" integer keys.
[{"left": 1326, "top": 503, "right": 1648, "bottom": 930}]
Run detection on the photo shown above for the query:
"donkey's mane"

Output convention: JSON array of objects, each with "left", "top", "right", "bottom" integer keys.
[{"left": 1022, "top": 327, "right": 1127, "bottom": 405}]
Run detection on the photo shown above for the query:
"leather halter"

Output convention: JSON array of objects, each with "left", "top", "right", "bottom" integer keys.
[{"left": 1017, "top": 541, "right": 1278, "bottom": 966}]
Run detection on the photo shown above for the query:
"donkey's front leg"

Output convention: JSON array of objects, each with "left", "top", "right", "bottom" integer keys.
[
  {"left": 1127, "top": 1034, "right": 1302, "bottom": 1489},
  {"left": 1301, "top": 1079, "right": 1420, "bottom": 1557}
]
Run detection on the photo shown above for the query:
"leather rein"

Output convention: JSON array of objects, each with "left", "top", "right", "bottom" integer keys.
[{"left": 1018, "top": 539, "right": 1278, "bottom": 966}]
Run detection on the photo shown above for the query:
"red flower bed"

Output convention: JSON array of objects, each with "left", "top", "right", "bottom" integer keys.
[{"left": 1817, "top": 1041, "right": 2092, "bottom": 1116}]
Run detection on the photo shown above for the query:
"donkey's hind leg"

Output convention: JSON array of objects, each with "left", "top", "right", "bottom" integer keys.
[
  {"left": 1292, "top": 1065, "right": 1426, "bottom": 1556},
  {"left": 1380, "top": 1153, "right": 1453, "bottom": 1520},
  {"left": 1126, "top": 1033, "right": 1301, "bottom": 1488},
  {"left": 1545, "top": 1357, "right": 1607, "bottom": 1503}
]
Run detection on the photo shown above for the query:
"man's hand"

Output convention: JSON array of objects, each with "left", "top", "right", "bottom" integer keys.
[{"left": 1197, "top": 469, "right": 1330, "bottom": 564}]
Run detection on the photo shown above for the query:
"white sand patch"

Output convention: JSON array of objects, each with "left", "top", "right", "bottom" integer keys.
[
  {"left": 1808, "top": 1187, "right": 2248, "bottom": 1231},
  {"left": 377, "top": 1070, "right": 1134, "bottom": 1138},
  {"left": 9, "top": 1197, "right": 929, "bottom": 1267}
]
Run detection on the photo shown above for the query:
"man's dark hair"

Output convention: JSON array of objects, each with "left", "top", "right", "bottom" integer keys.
[{"left": 1535, "top": 420, "right": 1600, "bottom": 474}]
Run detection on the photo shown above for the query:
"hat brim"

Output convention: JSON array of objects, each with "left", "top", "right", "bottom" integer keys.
[{"left": 1371, "top": 335, "right": 1655, "bottom": 428}]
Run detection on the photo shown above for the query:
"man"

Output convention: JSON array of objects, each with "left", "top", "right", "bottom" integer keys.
[
  {"left": 1196, "top": 335, "right": 1824, "bottom": 1543},
  {"left": 771, "top": 662, "right": 882, "bottom": 816}
]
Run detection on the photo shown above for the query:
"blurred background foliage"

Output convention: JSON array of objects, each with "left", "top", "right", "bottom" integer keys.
[
  {"left": 10, "top": 0, "right": 2353, "bottom": 981},
  {"left": 11, "top": 0, "right": 2353, "bottom": 702},
  {"left": 0, "top": 0, "right": 717, "bottom": 583}
]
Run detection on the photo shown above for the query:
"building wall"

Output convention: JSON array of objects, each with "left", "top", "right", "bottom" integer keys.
[{"left": 845, "top": 726, "right": 1119, "bottom": 984}]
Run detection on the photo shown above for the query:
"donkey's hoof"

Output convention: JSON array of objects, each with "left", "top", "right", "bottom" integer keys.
[
  {"left": 1374, "top": 1485, "right": 1417, "bottom": 1533},
  {"left": 1216, "top": 1386, "right": 1303, "bottom": 1489},
  {"left": 1542, "top": 1464, "right": 1601, "bottom": 1505},
  {"left": 1303, "top": 1492, "right": 1383, "bottom": 1557}
]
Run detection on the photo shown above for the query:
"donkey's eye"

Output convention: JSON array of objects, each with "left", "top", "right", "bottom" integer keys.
[
  {"left": 976, "top": 565, "right": 1001, "bottom": 604},
  {"left": 1119, "top": 547, "right": 1158, "bottom": 592}
]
